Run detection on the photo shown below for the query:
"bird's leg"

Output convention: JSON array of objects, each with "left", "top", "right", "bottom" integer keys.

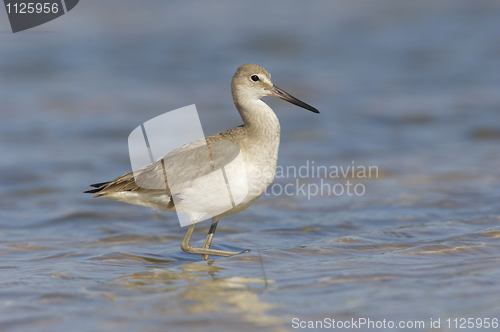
[
  {"left": 180, "top": 218, "right": 244, "bottom": 259},
  {"left": 201, "top": 217, "right": 221, "bottom": 260}
]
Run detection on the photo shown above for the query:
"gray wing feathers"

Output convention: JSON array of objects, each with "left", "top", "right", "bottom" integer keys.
[{"left": 91, "top": 138, "right": 241, "bottom": 197}]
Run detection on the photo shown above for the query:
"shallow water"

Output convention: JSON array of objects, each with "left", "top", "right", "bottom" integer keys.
[{"left": 1, "top": 1, "right": 500, "bottom": 331}]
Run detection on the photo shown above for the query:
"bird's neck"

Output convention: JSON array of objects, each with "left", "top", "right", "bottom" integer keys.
[{"left": 234, "top": 98, "right": 281, "bottom": 139}]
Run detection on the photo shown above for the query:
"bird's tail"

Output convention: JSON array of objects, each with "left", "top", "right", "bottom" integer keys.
[{"left": 83, "top": 181, "right": 110, "bottom": 194}]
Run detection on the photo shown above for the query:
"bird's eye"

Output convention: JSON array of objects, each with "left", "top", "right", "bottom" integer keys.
[{"left": 251, "top": 75, "right": 260, "bottom": 82}]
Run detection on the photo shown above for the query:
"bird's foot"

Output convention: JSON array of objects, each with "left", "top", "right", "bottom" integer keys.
[
  {"left": 181, "top": 241, "right": 245, "bottom": 260},
  {"left": 201, "top": 248, "right": 250, "bottom": 261}
]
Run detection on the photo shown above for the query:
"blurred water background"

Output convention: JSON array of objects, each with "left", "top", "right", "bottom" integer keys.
[{"left": 1, "top": 1, "right": 500, "bottom": 331}]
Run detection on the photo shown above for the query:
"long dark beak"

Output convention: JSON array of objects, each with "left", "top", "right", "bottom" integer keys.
[{"left": 268, "top": 85, "right": 319, "bottom": 114}]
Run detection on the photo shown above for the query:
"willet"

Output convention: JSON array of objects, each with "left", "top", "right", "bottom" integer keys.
[{"left": 85, "top": 64, "right": 319, "bottom": 260}]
